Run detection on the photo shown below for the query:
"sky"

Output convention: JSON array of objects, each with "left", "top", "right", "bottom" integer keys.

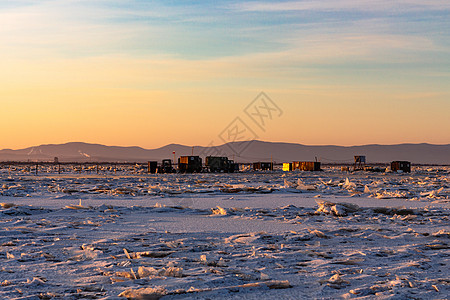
[{"left": 1, "top": 0, "right": 449, "bottom": 150}]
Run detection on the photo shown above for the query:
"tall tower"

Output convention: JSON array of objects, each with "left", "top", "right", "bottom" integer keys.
[{"left": 354, "top": 156, "right": 366, "bottom": 171}]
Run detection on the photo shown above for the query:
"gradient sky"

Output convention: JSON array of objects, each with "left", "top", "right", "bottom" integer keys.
[{"left": 1, "top": 0, "right": 449, "bottom": 149}]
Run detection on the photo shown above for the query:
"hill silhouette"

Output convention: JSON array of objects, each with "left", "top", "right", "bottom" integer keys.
[{"left": 0, "top": 141, "right": 448, "bottom": 164}]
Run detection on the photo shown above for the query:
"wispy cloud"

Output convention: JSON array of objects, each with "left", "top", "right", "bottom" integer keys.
[
  {"left": 0, "top": 1, "right": 448, "bottom": 83},
  {"left": 231, "top": 0, "right": 450, "bottom": 12}
]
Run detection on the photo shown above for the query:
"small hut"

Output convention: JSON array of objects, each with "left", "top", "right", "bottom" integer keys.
[
  {"left": 178, "top": 156, "right": 202, "bottom": 173},
  {"left": 391, "top": 161, "right": 411, "bottom": 173},
  {"left": 253, "top": 162, "right": 273, "bottom": 171}
]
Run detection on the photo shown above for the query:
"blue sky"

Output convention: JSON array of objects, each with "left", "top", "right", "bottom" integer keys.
[
  {"left": 3, "top": 0, "right": 448, "bottom": 88},
  {"left": 3, "top": 0, "right": 449, "bottom": 59}
]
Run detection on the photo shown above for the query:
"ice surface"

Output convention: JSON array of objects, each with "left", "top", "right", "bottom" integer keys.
[{"left": 0, "top": 167, "right": 449, "bottom": 299}]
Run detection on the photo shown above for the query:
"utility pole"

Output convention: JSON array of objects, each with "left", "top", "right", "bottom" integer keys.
[{"left": 173, "top": 151, "right": 176, "bottom": 169}]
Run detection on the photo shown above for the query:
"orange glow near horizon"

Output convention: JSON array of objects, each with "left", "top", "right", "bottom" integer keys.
[
  {"left": 1, "top": 2, "right": 449, "bottom": 150},
  {"left": 2, "top": 69, "right": 449, "bottom": 150}
]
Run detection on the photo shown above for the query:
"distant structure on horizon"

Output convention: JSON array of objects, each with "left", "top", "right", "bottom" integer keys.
[
  {"left": 0, "top": 141, "right": 449, "bottom": 165},
  {"left": 354, "top": 156, "right": 366, "bottom": 170},
  {"left": 391, "top": 161, "right": 411, "bottom": 173}
]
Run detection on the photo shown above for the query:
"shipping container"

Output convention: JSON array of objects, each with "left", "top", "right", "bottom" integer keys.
[
  {"left": 282, "top": 163, "right": 293, "bottom": 171},
  {"left": 292, "top": 161, "right": 321, "bottom": 171}
]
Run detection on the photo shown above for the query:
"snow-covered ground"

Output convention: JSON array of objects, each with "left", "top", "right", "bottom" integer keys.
[{"left": 1, "top": 167, "right": 449, "bottom": 299}]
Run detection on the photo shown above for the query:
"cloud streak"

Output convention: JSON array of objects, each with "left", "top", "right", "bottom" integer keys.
[
  {"left": 1, "top": 0, "right": 448, "bottom": 62},
  {"left": 231, "top": 0, "right": 450, "bottom": 12}
]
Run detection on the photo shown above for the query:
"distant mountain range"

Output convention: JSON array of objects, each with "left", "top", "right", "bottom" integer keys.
[{"left": 0, "top": 141, "right": 449, "bottom": 164}]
